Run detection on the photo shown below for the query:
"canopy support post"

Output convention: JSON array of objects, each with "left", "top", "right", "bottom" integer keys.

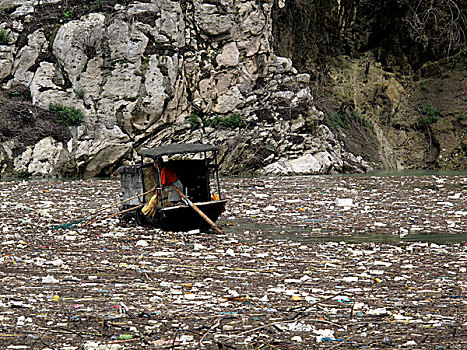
[
  {"left": 154, "top": 159, "right": 164, "bottom": 208},
  {"left": 214, "top": 150, "right": 221, "bottom": 199},
  {"left": 140, "top": 156, "right": 145, "bottom": 202}
]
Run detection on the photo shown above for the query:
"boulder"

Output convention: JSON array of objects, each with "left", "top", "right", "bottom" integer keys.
[
  {"left": 262, "top": 154, "right": 322, "bottom": 175},
  {"left": 14, "top": 137, "right": 68, "bottom": 176},
  {"left": 213, "top": 86, "right": 244, "bottom": 114},
  {"left": 0, "top": 45, "right": 14, "bottom": 80},
  {"left": 10, "top": 30, "right": 47, "bottom": 86},
  {"left": 195, "top": 3, "right": 234, "bottom": 36},
  {"left": 216, "top": 42, "right": 240, "bottom": 67}
]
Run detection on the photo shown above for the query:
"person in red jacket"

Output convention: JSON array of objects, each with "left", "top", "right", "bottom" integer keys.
[{"left": 151, "top": 158, "right": 183, "bottom": 206}]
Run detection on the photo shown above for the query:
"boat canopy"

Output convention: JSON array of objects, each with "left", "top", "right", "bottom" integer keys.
[{"left": 138, "top": 143, "right": 219, "bottom": 159}]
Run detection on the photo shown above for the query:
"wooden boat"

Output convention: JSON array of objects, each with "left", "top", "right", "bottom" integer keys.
[{"left": 118, "top": 143, "right": 227, "bottom": 231}]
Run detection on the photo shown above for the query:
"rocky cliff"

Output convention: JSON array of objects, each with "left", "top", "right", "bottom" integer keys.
[
  {"left": 0, "top": 0, "right": 369, "bottom": 178},
  {"left": 272, "top": 0, "right": 466, "bottom": 171}
]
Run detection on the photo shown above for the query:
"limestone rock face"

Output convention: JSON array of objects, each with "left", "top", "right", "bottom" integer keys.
[
  {"left": 0, "top": 45, "right": 14, "bottom": 80},
  {"left": 0, "top": 0, "right": 367, "bottom": 177},
  {"left": 216, "top": 42, "right": 240, "bottom": 67},
  {"left": 10, "top": 30, "right": 47, "bottom": 86},
  {"left": 13, "top": 137, "right": 70, "bottom": 177}
]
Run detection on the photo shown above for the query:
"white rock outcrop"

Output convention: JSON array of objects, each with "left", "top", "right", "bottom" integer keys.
[
  {"left": 0, "top": 0, "right": 368, "bottom": 177},
  {"left": 14, "top": 137, "right": 69, "bottom": 176}
]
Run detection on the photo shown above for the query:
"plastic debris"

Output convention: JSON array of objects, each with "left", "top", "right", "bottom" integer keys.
[
  {"left": 0, "top": 175, "right": 465, "bottom": 348},
  {"left": 336, "top": 198, "right": 353, "bottom": 207},
  {"left": 118, "top": 334, "right": 133, "bottom": 340},
  {"left": 42, "top": 275, "right": 59, "bottom": 283},
  {"left": 135, "top": 239, "right": 149, "bottom": 247}
]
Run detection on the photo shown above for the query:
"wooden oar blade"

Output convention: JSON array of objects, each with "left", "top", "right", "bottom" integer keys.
[{"left": 170, "top": 184, "right": 223, "bottom": 234}]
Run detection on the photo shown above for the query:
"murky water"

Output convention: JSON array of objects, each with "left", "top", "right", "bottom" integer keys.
[
  {"left": 1, "top": 177, "right": 465, "bottom": 349},
  {"left": 3, "top": 171, "right": 466, "bottom": 244},
  {"left": 221, "top": 171, "right": 467, "bottom": 244},
  {"left": 219, "top": 218, "right": 467, "bottom": 243},
  {"left": 333, "top": 170, "right": 467, "bottom": 177}
]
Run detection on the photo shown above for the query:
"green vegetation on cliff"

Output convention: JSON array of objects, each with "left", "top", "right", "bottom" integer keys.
[
  {"left": 0, "top": 28, "right": 9, "bottom": 44},
  {"left": 49, "top": 103, "right": 84, "bottom": 126}
]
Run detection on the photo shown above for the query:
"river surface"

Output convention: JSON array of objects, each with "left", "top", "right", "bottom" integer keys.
[
  {"left": 1, "top": 171, "right": 466, "bottom": 243},
  {"left": 219, "top": 172, "right": 467, "bottom": 244},
  {"left": 0, "top": 173, "right": 465, "bottom": 349}
]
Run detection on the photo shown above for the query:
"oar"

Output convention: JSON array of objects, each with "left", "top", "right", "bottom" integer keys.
[
  {"left": 50, "top": 190, "right": 152, "bottom": 229},
  {"left": 83, "top": 204, "right": 145, "bottom": 227},
  {"left": 170, "top": 184, "right": 223, "bottom": 234},
  {"left": 88, "top": 190, "right": 152, "bottom": 218}
]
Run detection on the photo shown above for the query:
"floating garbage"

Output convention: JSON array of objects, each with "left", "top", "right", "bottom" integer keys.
[
  {"left": 336, "top": 198, "right": 353, "bottom": 207},
  {"left": 42, "top": 275, "right": 59, "bottom": 284},
  {"left": 0, "top": 175, "right": 465, "bottom": 348},
  {"left": 135, "top": 239, "right": 149, "bottom": 247}
]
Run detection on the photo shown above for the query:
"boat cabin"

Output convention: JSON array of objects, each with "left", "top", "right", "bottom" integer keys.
[{"left": 118, "top": 143, "right": 226, "bottom": 231}]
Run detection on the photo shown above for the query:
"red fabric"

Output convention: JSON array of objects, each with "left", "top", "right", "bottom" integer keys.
[{"left": 160, "top": 167, "right": 178, "bottom": 186}]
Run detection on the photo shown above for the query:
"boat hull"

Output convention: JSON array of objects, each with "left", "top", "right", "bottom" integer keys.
[{"left": 125, "top": 200, "right": 227, "bottom": 232}]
